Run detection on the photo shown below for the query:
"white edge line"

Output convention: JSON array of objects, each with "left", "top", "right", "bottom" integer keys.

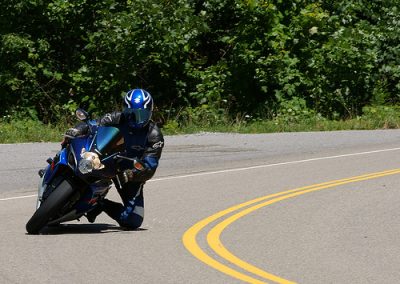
[
  {"left": 2, "top": 147, "right": 400, "bottom": 202},
  {"left": 150, "top": 147, "right": 400, "bottom": 182},
  {"left": 0, "top": 194, "right": 37, "bottom": 201}
]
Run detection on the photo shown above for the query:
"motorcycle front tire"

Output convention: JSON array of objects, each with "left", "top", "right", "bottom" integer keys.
[{"left": 26, "top": 179, "right": 74, "bottom": 234}]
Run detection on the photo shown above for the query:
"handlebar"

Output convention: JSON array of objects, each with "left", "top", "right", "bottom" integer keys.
[{"left": 101, "top": 153, "right": 145, "bottom": 171}]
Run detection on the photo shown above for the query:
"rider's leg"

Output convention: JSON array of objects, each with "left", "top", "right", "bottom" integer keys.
[{"left": 101, "top": 182, "right": 144, "bottom": 229}]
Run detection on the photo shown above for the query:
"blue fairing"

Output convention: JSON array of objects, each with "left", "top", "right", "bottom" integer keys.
[
  {"left": 59, "top": 148, "right": 68, "bottom": 164},
  {"left": 43, "top": 148, "right": 68, "bottom": 184},
  {"left": 42, "top": 122, "right": 97, "bottom": 184},
  {"left": 70, "top": 136, "right": 92, "bottom": 173},
  {"left": 44, "top": 122, "right": 125, "bottom": 183},
  {"left": 32, "top": 117, "right": 125, "bottom": 227}
]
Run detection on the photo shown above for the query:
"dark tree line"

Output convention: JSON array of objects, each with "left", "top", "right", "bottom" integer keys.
[{"left": 1, "top": 0, "right": 399, "bottom": 124}]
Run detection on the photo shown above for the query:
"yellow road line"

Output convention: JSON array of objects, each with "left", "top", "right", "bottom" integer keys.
[{"left": 183, "top": 169, "right": 400, "bottom": 283}]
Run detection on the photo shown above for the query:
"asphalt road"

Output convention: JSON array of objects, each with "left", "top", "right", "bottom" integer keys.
[{"left": 1, "top": 130, "right": 400, "bottom": 283}]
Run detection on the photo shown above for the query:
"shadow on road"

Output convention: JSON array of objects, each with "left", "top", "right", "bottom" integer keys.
[{"left": 27, "top": 223, "right": 148, "bottom": 235}]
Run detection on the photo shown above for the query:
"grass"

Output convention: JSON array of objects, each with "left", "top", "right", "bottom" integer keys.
[
  {"left": 1, "top": 109, "right": 400, "bottom": 143},
  {"left": 0, "top": 119, "right": 65, "bottom": 143},
  {"left": 164, "top": 117, "right": 400, "bottom": 135},
  {"left": 163, "top": 105, "right": 400, "bottom": 134}
]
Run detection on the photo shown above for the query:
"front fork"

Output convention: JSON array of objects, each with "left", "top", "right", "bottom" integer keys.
[
  {"left": 37, "top": 155, "right": 57, "bottom": 209},
  {"left": 36, "top": 173, "right": 47, "bottom": 209}
]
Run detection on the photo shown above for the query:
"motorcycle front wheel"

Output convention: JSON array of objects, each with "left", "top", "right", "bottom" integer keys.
[{"left": 26, "top": 179, "right": 74, "bottom": 234}]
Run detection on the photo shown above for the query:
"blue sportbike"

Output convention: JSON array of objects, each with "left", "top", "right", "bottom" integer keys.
[{"left": 26, "top": 109, "right": 143, "bottom": 234}]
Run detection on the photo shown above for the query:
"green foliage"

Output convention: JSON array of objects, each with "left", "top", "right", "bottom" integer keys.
[
  {"left": 1, "top": 0, "right": 400, "bottom": 129},
  {"left": 362, "top": 105, "right": 400, "bottom": 129},
  {"left": 275, "top": 97, "right": 322, "bottom": 124}
]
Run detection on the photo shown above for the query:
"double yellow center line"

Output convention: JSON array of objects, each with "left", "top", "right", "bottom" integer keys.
[{"left": 183, "top": 168, "right": 400, "bottom": 283}]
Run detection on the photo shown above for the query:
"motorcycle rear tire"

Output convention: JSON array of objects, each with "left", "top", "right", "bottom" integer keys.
[{"left": 26, "top": 179, "right": 74, "bottom": 234}]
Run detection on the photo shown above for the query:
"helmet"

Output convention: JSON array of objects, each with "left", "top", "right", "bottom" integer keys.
[{"left": 123, "top": 89, "right": 153, "bottom": 129}]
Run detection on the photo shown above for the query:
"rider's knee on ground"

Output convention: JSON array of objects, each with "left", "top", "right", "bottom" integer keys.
[{"left": 118, "top": 212, "right": 143, "bottom": 229}]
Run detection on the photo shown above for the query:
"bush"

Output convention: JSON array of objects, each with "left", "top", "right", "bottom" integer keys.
[
  {"left": 361, "top": 105, "right": 400, "bottom": 129},
  {"left": 1, "top": 0, "right": 400, "bottom": 126}
]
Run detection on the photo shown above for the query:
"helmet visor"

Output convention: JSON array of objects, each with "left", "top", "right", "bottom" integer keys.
[{"left": 124, "top": 108, "right": 152, "bottom": 126}]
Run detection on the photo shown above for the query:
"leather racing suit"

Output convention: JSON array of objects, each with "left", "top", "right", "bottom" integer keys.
[{"left": 89, "top": 111, "right": 164, "bottom": 229}]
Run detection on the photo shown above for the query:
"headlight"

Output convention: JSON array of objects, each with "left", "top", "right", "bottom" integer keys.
[
  {"left": 78, "top": 150, "right": 104, "bottom": 174},
  {"left": 78, "top": 158, "right": 94, "bottom": 174}
]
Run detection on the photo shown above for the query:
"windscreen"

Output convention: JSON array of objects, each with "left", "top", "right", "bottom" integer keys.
[{"left": 94, "top": 126, "right": 124, "bottom": 155}]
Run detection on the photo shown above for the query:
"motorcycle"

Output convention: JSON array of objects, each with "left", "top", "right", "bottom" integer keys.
[{"left": 26, "top": 108, "right": 143, "bottom": 234}]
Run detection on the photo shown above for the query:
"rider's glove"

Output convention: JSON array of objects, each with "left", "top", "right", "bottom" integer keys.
[
  {"left": 118, "top": 159, "right": 154, "bottom": 184},
  {"left": 119, "top": 169, "right": 137, "bottom": 184}
]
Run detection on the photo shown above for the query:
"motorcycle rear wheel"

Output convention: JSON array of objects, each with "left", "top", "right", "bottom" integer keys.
[{"left": 26, "top": 179, "right": 74, "bottom": 234}]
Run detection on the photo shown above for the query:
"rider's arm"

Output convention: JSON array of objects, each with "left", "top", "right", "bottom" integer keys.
[
  {"left": 98, "top": 111, "right": 123, "bottom": 126},
  {"left": 123, "top": 122, "right": 164, "bottom": 183},
  {"left": 64, "top": 122, "right": 89, "bottom": 137},
  {"left": 62, "top": 112, "right": 122, "bottom": 147},
  {"left": 61, "top": 122, "right": 89, "bottom": 146}
]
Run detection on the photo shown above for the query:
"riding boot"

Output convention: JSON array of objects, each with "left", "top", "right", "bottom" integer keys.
[
  {"left": 101, "top": 199, "right": 125, "bottom": 220},
  {"left": 86, "top": 202, "right": 104, "bottom": 223}
]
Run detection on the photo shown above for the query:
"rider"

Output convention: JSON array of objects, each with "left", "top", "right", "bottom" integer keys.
[{"left": 66, "top": 89, "right": 164, "bottom": 229}]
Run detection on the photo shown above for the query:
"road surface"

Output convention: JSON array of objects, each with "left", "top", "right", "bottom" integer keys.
[{"left": 1, "top": 130, "right": 400, "bottom": 283}]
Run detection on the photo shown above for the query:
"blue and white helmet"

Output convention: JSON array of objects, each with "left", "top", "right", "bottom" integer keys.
[{"left": 123, "top": 89, "right": 153, "bottom": 129}]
